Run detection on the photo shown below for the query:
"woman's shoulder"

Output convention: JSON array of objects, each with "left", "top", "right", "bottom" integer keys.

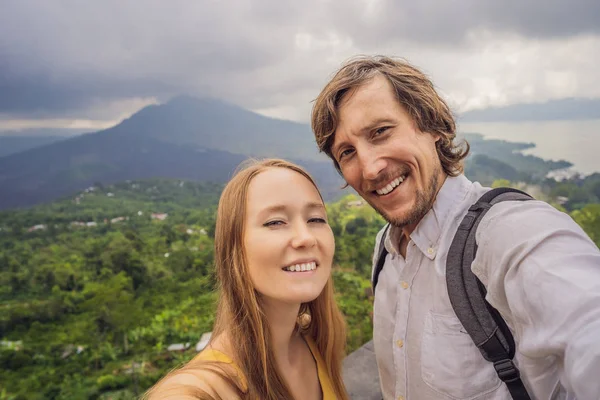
[
  {"left": 197, "top": 338, "right": 248, "bottom": 388},
  {"left": 145, "top": 368, "right": 241, "bottom": 400},
  {"left": 144, "top": 349, "right": 244, "bottom": 400}
]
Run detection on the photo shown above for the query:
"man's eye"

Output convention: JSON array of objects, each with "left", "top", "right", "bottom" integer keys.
[
  {"left": 338, "top": 148, "right": 354, "bottom": 160},
  {"left": 374, "top": 126, "right": 389, "bottom": 136},
  {"left": 263, "top": 220, "right": 285, "bottom": 227}
]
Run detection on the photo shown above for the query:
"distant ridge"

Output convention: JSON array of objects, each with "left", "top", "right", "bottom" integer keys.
[
  {"left": 0, "top": 135, "right": 66, "bottom": 157},
  {"left": 0, "top": 96, "right": 341, "bottom": 210},
  {"left": 459, "top": 98, "right": 600, "bottom": 122}
]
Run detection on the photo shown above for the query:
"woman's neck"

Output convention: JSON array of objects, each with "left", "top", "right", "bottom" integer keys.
[{"left": 261, "top": 300, "right": 303, "bottom": 367}]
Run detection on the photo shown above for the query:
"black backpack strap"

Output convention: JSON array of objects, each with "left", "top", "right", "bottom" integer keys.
[
  {"left": 447, "top": 187, "right": 533, "bottom": 400},
  {"left": 371, "top": 223, "right": 390, "bottom": 293}
]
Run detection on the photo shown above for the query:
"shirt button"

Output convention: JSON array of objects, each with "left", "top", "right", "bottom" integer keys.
[
  {"left": 396, "top": 339, "right": 404, "bottom": 348},
  {"left": 397, "top": 396, "right": 405, "bottom": 400},
  {"left": 427, "top": 247, "right": 434, "bottom": 255},
  {"left": 401, "top": 281, "right": 409, "bottom": 289}
]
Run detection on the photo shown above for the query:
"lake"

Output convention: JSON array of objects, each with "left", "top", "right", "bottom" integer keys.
[{"left": 458, "top": 119, "right": 600, "bottom": 175}]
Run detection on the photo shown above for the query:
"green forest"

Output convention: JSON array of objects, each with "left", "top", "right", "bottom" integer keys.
[{"left": 1, "top": 170, "right": 600, "bottom": 399}]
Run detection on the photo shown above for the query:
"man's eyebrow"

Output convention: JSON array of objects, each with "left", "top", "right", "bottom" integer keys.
[{"left": 332, "top": 117, "right": 396, "bottom": 156}]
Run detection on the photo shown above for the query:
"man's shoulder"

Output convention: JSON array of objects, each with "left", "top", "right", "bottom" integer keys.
[
  {"left": 483, "top": 198, "right": 568, "bottom": 229},
  {"left": 477, "top": 198, "right": 587, "bottom": 249}
]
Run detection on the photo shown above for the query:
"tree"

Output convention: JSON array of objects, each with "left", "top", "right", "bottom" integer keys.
[{"left": 571, "top": 204, "right": 600, "bottom": 247}]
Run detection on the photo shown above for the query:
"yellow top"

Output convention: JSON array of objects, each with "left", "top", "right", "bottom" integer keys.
[{"left": 197, "top": 335, "right": 336, "bottom": 399}]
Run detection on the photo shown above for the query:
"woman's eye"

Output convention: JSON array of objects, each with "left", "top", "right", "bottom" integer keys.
[
  {"left": 308, "top": 217, "right": 327, "bottom": 224},
  {"left": 263, "top": 220, "right": 285, "bottom": 227}
]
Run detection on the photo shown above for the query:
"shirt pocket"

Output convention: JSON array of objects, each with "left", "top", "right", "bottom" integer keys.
[{"left": 421, "top": 312, "right": 502, "bottom": 400}]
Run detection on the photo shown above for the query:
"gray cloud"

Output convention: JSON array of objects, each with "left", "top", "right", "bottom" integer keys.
[
  {"left": 0, "top": 0, "right": 294, "bottom": 116},
  {"left": 0, "top": 0, "right": 599, "bottom": 120},
  {"left": 327, "top": 0, "right": 600, "bottom": 48},
  {"left": 0, "top": 71, "right": 176, "bottom": 117}
]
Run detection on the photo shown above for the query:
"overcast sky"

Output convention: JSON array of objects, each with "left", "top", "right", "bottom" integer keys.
[{"left": 1, "top": 0, "right": 599, "bottom": 132}]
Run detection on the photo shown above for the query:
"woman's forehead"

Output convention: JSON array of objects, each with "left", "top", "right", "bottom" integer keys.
[{"left": 246, "top": 168, "right": 323, "bottom": 212}]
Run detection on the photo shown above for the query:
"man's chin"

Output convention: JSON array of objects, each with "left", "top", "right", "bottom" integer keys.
[
  {"left": 375, "top": 202, "right": 429, "bottom": 229},
  {"left": 373, "top": 204, "right": 411, "bottom": 226},
  {"left": 383, "top": 212, "right": 414, "bottom": 229}
]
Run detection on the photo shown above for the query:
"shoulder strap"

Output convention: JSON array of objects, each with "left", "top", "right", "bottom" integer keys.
[
  {"left": 303, "top": 335, "right": 337, "bottom": 397},
  {"left": 446, "top": 187, "right": 533, "bottom": 400},
  {"left": 371, "top": 224, "right": 390, "bottom": 293}
]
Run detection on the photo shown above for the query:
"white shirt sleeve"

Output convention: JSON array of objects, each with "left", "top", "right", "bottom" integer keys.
[{"left": 473, "top": 200, "right": 600, "bottom": 400}]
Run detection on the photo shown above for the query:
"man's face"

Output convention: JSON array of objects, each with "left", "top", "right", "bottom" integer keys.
[{"left": 331, "top": 74, "right": 445, "bottom": 229}]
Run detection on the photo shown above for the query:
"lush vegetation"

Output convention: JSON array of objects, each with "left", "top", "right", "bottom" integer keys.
[
  {"left": 0, "top": 178, "right": 385, "bottom": 399},
  {"left": 1, "top": 144, "right": 599, "bottom": 399}
]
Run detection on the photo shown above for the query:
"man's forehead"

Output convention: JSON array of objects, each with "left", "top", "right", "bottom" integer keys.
[
  {"left": 350, "top": 73, "right": 392, "bottom": 97},
  {"left": 338, "top": 77, "right": 397, "bottom": 122},
  {"left": 333, "top": 90, "right": 395, "bottom": 140},
  {"left": 338, "top": 75, "right": 388, "bottom": 109}
]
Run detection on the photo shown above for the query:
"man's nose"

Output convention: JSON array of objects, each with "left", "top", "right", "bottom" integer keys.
[{"left": 359, "top": 150, "right": 386, "bottom": 181}]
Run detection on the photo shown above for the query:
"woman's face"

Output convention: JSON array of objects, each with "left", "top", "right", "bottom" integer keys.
[{"left": 243, "top": 167, "right": 334, "bottom": 306}]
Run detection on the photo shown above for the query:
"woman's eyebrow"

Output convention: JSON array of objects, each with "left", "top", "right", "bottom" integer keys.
[
  {"left": 256, "top": 202, "right": 324, "bottom": 219},
  {"left": 256, "top": 204, "right": 287, "bottom": 220},
  {"left": 305, "top": 202, "right": 325, "bottom": 211}
]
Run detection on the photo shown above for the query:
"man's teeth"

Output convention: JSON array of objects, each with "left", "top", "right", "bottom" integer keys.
[
  {"left": 283, "top": 262, "right": 317, "bottom": 272},
  {"left": 376, "top": 176, "right": 405, "bottom": 195}
]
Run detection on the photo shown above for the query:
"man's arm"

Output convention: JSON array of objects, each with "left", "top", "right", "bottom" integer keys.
[{"left": 473, "top": 200, "right": 600, "bottom": 400}]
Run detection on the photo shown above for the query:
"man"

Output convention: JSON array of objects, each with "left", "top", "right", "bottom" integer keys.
[{"left": 311, "top": 56, "right": 600, "bottom": 400}]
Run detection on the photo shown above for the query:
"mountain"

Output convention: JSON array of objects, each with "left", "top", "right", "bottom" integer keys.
[
  {"left": 0, "top": 135, "right": 67, "bottom": 158},
  {"left": 0, "top": 96, "right": 343, "bottom": 210},
  {"left": 112, "top": 95, "right": 323, "bottom": 160},
  {"left": 459, "top": 98, "right": 600, "bottom": 122}
]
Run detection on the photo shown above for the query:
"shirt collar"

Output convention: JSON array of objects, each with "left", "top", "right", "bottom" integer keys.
[{"left": 384, "top": 174, "right": 473, "bottom": 259}]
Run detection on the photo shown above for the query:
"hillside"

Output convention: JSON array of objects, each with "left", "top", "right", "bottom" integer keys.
[
  {"left": 0, "top": 179, "right": 381, "bottom": 399},
  {"left": 462, "top": 133, "right": 572, "bottom": 183},
  {"left": 0, "top": 135, "right": 67, "bottom": 158}
]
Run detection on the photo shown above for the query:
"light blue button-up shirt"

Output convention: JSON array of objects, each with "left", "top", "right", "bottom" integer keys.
[{"left": 372, "top": 174, "right": 600, "bottom": 400}]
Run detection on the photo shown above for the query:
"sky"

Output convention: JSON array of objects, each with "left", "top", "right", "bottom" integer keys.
[{"left": 1, "top": 0, "right": 599, "bottom": 132}]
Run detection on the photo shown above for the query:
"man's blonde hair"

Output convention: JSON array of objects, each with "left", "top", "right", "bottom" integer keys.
[{"left": 311, "top": 55, "right": 469, "bottom": 175}]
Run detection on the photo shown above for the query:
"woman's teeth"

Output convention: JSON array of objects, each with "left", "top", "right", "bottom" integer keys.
[
  {"left": 376, "top": 175, "right": 405, "bottom": 195},
  {"left": 283, "top": 262, "right": 317, "bottom": 272}
]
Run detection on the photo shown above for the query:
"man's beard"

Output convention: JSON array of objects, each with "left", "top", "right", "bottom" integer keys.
[{"left": 368, "top": 166, "right": 442, "bottom": 230}]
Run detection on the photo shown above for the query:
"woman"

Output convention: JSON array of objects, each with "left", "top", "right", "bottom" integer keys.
[{"left": 144, "top": 159, "right": 349, "bottom": 400}]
